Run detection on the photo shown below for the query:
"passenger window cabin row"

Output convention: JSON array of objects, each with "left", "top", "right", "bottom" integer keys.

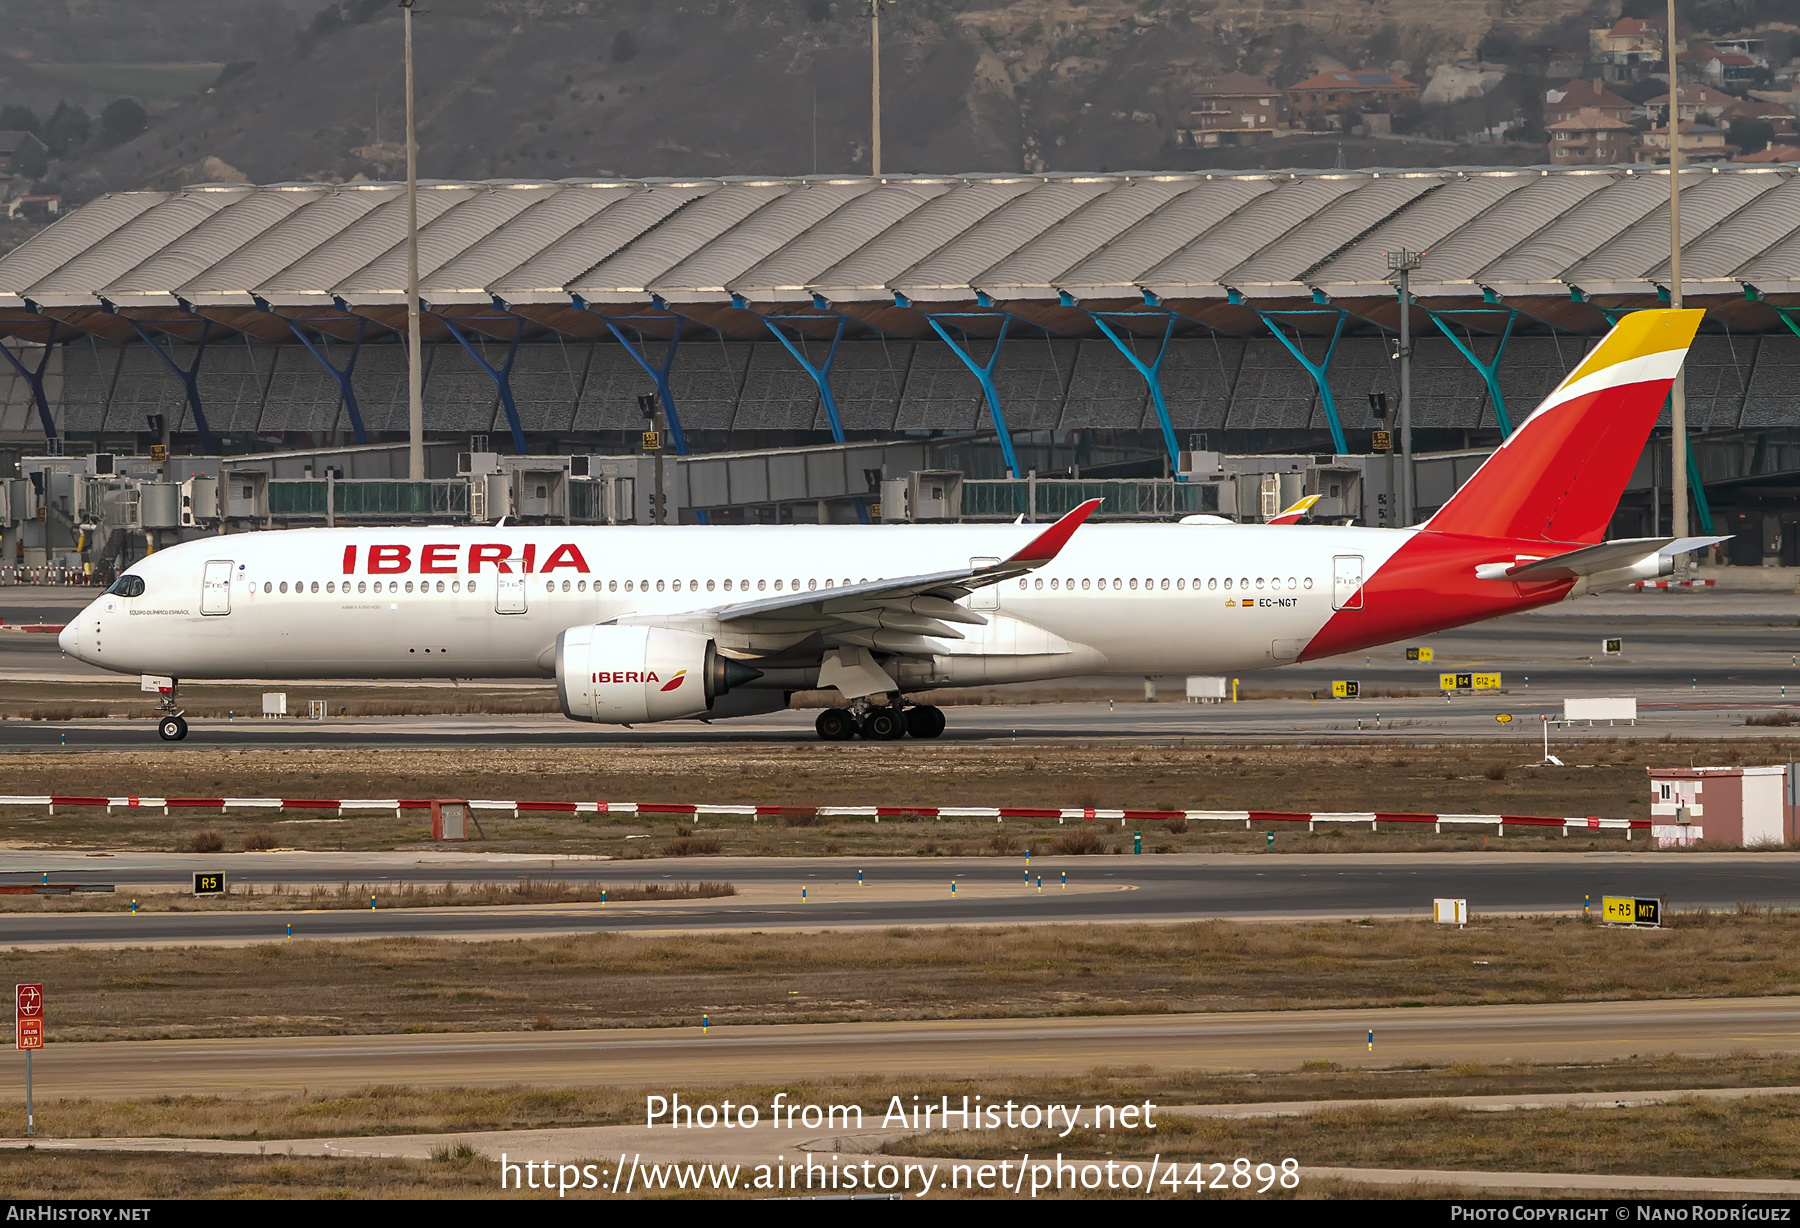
[{"left": 253, "top": 574, "right": 1316, "bottom": 598}]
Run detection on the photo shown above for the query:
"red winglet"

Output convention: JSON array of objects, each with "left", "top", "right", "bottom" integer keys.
[{"left": 1003, "top": 497, "right": 1102, "bottom": 565}]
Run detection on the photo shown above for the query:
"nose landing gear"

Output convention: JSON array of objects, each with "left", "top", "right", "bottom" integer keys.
[{"left": 152, "top": 678, "right": 189, "bottom": 741}]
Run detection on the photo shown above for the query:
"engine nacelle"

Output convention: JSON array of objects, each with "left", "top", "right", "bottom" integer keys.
[{"left": 556, "top": 625, "right": 725, "bottom": 724}]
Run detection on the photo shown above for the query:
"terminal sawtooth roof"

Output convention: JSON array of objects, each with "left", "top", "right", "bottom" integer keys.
[{"left": 1, "top": 165, "right": 1799, "bottom": 355}]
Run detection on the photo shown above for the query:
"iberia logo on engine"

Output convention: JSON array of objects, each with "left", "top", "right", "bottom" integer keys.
[{"left": 590, "top": 670, "right": 688, "bottom": 690}]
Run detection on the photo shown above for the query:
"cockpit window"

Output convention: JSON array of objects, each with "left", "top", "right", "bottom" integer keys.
[{"left": 107, "top": 575, "right": 145, "bottom": 598}]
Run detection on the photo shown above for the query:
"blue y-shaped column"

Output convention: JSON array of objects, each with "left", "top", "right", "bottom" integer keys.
[
  {"left": 0, "top": 320, "right": 63, "bottom": 444},
  {"left": 1085, "top": 308, "right": 1181, "bottom": 475},
  {"left": 1251, "top": 303, "right": 1347, "bottom": 454},
  {"left": 761, "top": 314, "right": 847, "bottom": 443},
  {"left": 759, "top": 313, "right": 871, "bottom": 523},
  {"left": 123, "top": 316, "right": 215, "bottom": 455},
  {"left": 924, "top": 312, "right": 1020, "bottom": 478},
  {"left": 278, "top": 312, "right": 370, "bottom": 445},
  {"left": 1426, "top": 302, "right": 1516, "bottom": 437},
  {"left": 587, "top": 309, "right": 690, "bottom": 457},
  {"left": 439, "top": 315, "right": 528, "bottom": 456}
]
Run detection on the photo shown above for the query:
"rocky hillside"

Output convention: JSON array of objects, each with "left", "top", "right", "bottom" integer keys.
[{"left": 0, "top": 0, "right": 1695, "bottom": 201}]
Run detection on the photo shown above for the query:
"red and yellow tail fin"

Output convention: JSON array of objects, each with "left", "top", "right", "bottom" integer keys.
[
  {"left": 1268, "top": 493, "right": 1321, "bottom": 525},
  {"left": 1424, "top": 309, "right": 1703, "bottom": 544}
]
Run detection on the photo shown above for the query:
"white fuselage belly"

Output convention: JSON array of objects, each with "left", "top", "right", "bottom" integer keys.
[{"left": 67, "top": 524, "right": 1416, "bottom": 683}]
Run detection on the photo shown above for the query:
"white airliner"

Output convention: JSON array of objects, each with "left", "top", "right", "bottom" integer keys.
[{"left": 64, "top": 310, "right": 1720, "bottom": 742}]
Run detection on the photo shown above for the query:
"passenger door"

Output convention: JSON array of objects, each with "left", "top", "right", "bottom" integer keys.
[
  {"left": 1331, "top": 554, "right": 1364, "bottom": 612},
  {"left": 200, "top": 560, "right": 233, "bottom": 616},
  {"left": 495, "top": 574, "right": 527, "bottom": 615}
]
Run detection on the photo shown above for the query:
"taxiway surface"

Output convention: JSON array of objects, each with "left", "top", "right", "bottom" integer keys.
[
  {"left": 5, "top": 589, "right": 1796, "bottom": 746},
  {"left": 4, "top": 853, "right": 1797, "bottom": 945},
  {"left": 10, "top": 997, "right": 1799, "bottom": 1097}
]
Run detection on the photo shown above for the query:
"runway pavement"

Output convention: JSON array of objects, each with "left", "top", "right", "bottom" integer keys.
[
  {"left": 8, "top": 997, "right": 1799, "bottom": 1097},
  {"left": 4, "top": 852, "right": 1798, "bottom": 945},
  {"left": 4, "top": 589, "right": 1796, "bottom": 746}
]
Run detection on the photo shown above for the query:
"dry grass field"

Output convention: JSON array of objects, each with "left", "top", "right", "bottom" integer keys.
[
  {"left": 12, "top": 913, "right": 1799, "bottom": 1043},
  {"left": 0, "top": 1147, "right": 504, "bottom": 1200},
  {"left": 4, "top": 739, "right": 1782, "bottom": 855},
  {"left": 0, "top": 879, "right": 734, "bottom": 913},
  {"left": 0, "top": 740, "right": 1696, "bottom": 815},
  {"left": 0, "top": 1147, "right": 1635, "bottom": 1200},
  {"left": 7, "top": 1068, "right": 1796, "bottom": 1198},
  {"left": 894, "top": 1094, "right": 1800, "bottom": 1183},
  {"left": 12, "top": 1054, "right": 1800, "bottom": 1142}
]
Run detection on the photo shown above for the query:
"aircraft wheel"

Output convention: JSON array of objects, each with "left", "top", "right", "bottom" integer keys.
[
  {"left": 815, "top": 709, "right": 857, "bottom": 741},
  {"left": 905, "top": 705, "right": 946, "bottom": 739},
  {"left": 157, "top": 715, "right": 188, "bottom": 742},
  {"left": 860, "top": 708, "right": 906, "bottom": 740}
]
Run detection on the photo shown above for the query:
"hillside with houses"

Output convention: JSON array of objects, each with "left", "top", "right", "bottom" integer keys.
[{"left": 0, "top": 0, "right": 1793, "bottom": 255}]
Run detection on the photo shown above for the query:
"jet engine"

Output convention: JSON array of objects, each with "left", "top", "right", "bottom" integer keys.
[{"left": 555, "top": 625, "right": 759, "bottom": 724}]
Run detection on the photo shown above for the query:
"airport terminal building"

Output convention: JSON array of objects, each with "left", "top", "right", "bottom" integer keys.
[{"left": 2, "top": 164, "right": 1799, "bottom": 567}]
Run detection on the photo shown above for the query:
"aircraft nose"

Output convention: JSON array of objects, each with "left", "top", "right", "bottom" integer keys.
[{"left": 58, "top": 620, "right": 79, "bottom": 656}]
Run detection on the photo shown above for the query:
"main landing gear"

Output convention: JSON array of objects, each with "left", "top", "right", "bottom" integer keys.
[
  {"left": 153, "top": 678, "right": 189, "bottom": 742},
  {"left": 814, "top": 700, "right": 945, "bottom": 742}
]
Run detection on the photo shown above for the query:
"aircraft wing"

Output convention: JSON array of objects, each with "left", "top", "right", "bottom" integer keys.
[
  {"left": 1475, "top": 535, "right": 1730, "bottom": 582},
  {"left": 611, "top": 498, "right": 1101, "bottom": 657}
]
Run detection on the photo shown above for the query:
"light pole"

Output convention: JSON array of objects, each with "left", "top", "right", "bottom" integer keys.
[
  {"left": 1666, "top": 0, "right": 1688, "bottom": 553},
  {"left": 1387, "top": 249, "right": 1422, "bottom": 525},
  {"left": 869, "top": 0, "right": 882, "bottom": 176},
  {"left": 401, "top": 0, "right": 424, "bottom": 481},
  {"left": 639, "top": 393, "right": 666, "bottom": 525}
]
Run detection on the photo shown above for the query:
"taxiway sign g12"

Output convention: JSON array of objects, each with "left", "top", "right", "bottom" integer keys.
[{"left": 64, "top": 309, "right": 1720, "bottom": 742}]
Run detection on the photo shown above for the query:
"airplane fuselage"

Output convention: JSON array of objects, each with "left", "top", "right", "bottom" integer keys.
[{"left": 62, "top": 522, "right": 1575, "bottom": 685}]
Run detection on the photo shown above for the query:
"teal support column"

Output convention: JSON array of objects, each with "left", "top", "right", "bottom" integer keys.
[
  {"left": 1087, "top": 309, "right": 1181, "bottom": 475},
  {"left": 925, "top": 313, "right": 1021, "bottom": 478},
  {"left": 1752, "top": 285, "right": 1800, "bottom": 343},
  {"left": 1254, "top": 307, "right": 1347, "bottom": 453},
  {"left": 1684, "top": 433, "right": 1714, "bottom": 535},
  {"left": 1427, "top": 307, "right": 1517, "bottom": 437}
]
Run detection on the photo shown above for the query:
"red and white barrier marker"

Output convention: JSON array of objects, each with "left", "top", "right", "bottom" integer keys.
[{"left": 0, "top": 794, "right": 1646, "bottom": 835}]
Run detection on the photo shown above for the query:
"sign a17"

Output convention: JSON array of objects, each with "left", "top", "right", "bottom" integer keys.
[{"left": 16, "top": 983, "right": 43, "bottom": 1051}]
